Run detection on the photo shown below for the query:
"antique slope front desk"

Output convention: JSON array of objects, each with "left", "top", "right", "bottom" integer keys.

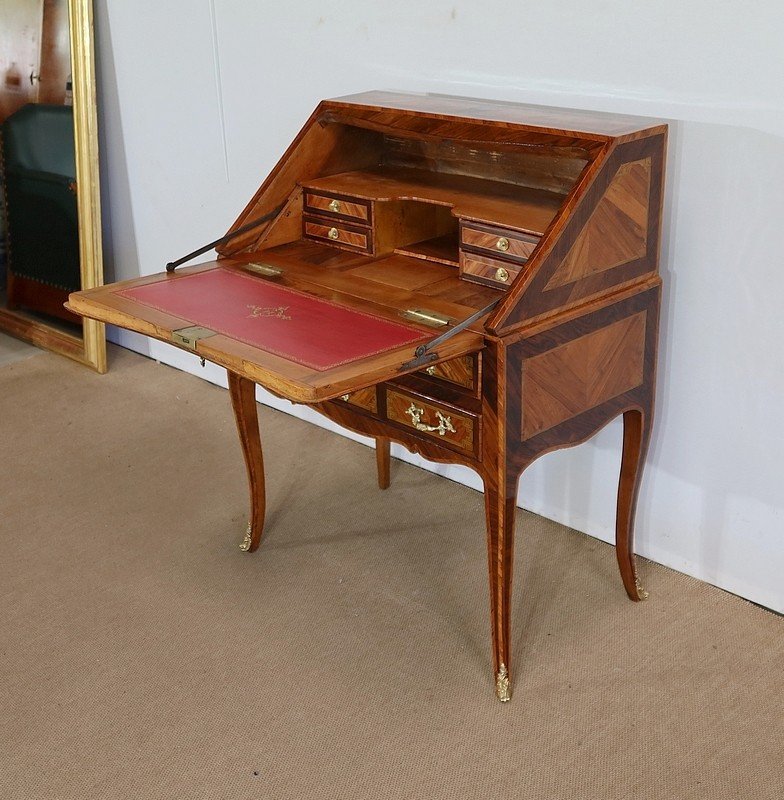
[{"left": 69, "top": 92, "right": 666, "bottom": 702}]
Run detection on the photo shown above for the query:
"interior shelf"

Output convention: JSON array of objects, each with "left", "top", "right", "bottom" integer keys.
[
  {"left": 301, "top": 166, "right": 565, "bottom": 235},
  {"left": 394, "top": 232, "right": 459, "bottom": 267}
]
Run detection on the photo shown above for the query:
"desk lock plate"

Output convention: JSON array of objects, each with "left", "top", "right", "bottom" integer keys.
[{"left": 171, "top": 325, "right": 217, "bottom": 351}]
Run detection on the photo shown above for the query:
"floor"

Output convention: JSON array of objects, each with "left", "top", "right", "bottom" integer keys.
[
  {"left": 0, "top": 330, "right": 40, "bottom": 367},
  {"left": 1, "top": 346, "right": 782, "bottom": 800}
]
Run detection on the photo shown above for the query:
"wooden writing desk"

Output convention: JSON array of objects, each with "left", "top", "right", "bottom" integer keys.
[{"left": 70, "top": 92, "right": 666, "bottom": 701}]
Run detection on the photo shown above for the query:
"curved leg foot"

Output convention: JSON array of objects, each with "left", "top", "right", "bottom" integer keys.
[
  {"left": 616, "top": 407, "right": 652, "bottom": 600},
  {"left": 483, "top": 467, "right": 520, "bottom": 702},
  {"left": 228, "top": 372, "right": 266, "bottom": 553},
  {"left": 376, "top": 437, "right": 390, "bottom": 490}
]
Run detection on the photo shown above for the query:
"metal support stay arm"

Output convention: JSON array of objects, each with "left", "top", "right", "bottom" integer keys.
[
  {"left": 398, "top": 298, "right": 500, "bottom": 371},
  {"left": 165, "top": 203, "right": 285, "bottom": 272}
]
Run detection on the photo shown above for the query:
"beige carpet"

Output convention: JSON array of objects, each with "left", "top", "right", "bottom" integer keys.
[
  {"left": 0, "top": 331, "right": 41, "bottom": 368},
  {"left": 1, "top": 347, "right": 782, "bottom": 800}
]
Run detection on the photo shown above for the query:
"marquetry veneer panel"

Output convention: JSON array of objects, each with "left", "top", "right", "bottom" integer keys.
[
  {"left": 546, "top": 158, "right": 651, "bottom": 289},
  {"left": 521, "top": 311, "right": 646, "bottom": 439}
]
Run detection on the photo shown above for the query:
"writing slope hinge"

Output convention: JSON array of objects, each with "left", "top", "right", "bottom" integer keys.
[
  {"left": 400, "top": 308, "right": 452, "bottom": 328},
  {"left": 171, "top": 325, "right": 217, "bottom": 352}
]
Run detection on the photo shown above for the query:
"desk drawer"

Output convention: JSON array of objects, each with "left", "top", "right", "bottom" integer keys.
[
  {"left": 385, "top": 387, "right": 477, "bottom": 455},
  {"left": 304, "top": 192, "right": 371, "bottom": 224},
  {"left": 303, "top": 216, "right": 371, "bottom": 254},
  {"left": 461, "top": 223, "right": 539, "bottom": 262},
  {"left": 461, "top": 253, "right": 522, "bottom": 289},
  {"left": 417, "top": 353, "right": 478, "bottom": 394},
  {"left": 335, "top": 386, "right": 378, "bottom": 414}
]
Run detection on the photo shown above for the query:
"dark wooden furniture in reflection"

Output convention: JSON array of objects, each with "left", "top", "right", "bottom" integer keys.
[
  {"left": 2, "top": 103, "right": 80, "bottom": 324},
  {"left": 69, "top": 92, "right": 666, "bottom": 702}
]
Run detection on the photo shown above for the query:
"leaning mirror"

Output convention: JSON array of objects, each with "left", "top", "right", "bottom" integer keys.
[{"left": 0, "top": 0, "right": 106, "bottom": 372}]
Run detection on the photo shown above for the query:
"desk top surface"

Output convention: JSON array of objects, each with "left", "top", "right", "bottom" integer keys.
[{"left": 327, "top": 91, "right": 667, "bottom": 139}]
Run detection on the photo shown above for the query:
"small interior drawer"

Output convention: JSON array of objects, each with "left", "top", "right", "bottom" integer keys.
[
  {"left": 460, "top": 252, "right": 522, "bottom": 289},
  {"left": 461, "top": 223, "right": 539, "bottom": 262},
  {"left": 303, "top": 216, "right": 371, "bottom": 253},
  {"left": 304, "top": 192, "right": 371, "bottom": 224},
  {"left": 385, "top": 386, "right": 477, "bottom": 455}
]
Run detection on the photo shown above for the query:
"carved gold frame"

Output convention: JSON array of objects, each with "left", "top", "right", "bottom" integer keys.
[{"left": 0, "top": 0, "right": 106, "bottom": 372}]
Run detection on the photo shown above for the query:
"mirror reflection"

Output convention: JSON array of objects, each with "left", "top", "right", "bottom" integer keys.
[{"left": 0, "top": 0, "right": 82, "bottom": 333}]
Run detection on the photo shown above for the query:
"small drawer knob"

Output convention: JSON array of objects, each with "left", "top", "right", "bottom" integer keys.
[
  {"left": 328, "top": 227, "right": 340, "bottom": 240},
  {"left": 495, "top": 267, "right": 510, "bottom": 283},
  {"left": 496, "top": 237, "right": 510, "bottom": 252},
  {"left": 425, "top": 365, "right": 437, "bottom": 376},
  {"left": 340, "top": 393, "right": 350, "bottom": 402},
  {"left": 328, "top": 199, "right": 341, "bottom": 213}
]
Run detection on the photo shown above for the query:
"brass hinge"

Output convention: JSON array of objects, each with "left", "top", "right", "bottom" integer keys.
[
  {"left": 400, "top": 308, "right": 452, "bottom": 328},
  {"left": 245, "top": 262, "right": 283, "bottom": 277},
  {"left": 171, "top": 325, "right": 217, "bottom": 351}
]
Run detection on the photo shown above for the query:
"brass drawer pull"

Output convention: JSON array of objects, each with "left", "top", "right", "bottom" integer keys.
[
  {"left": 495, "top": 267, "right": 510, "bottom": 283},
  {"left": 405, "top": 403, "right": 456, "bottom": 436},
  {"left": 496, "top": 236, "right": 510, "bottom": 252},
  {"left": 328, "top": 199, "right": 341, "bottom": 213},
  {"left": 328, "top": 227, "right": 340, "bottom": 240}
]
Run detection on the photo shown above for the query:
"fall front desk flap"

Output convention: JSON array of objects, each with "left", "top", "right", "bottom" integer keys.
[{"left": 68, "top": 266, "right": 484, "bottom": 403}]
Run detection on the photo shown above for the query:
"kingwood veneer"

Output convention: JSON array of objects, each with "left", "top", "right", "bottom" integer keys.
[{"left": 69, "top": 91, "right": 666, "bottom": 702}]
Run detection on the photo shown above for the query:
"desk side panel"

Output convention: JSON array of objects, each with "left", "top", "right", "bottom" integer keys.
[
  {"left": 489, "top": 130, "right": 667, "bottom": 333},
  {"left": 502, "top": 283, "right": 660, "bottom": 471}
]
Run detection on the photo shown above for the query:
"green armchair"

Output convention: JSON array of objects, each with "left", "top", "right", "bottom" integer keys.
[{"left": 1, "top": 103, "right": 81, "bottom": 324}]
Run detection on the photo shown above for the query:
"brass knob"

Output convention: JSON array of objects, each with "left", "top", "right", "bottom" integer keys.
[
  {"left": 495, "top": 267, "right": 510, "bottom": 283},
  {"left": 328, "top": 199, "right": 341, "bottom": 213},
  {"left": 328, "top": 227, "right": 339, "bottom": 240},
  {"left": 425, "top": 365, "right": 437, "bottom": 376},
  {"left": 341, "top": 393, "right": 350, "bottom": 402},
  {"left": 496, "top": 237, "right": 510, "bottom": 252}
]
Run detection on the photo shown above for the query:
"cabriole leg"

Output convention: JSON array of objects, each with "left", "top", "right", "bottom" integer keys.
[
  {"left": 483, "top": 467, "right": 520, "bottom": 702},
  {"left": 616, "top": 407, "right": 652, "bottom": 600},
  {"left": 376, "top": 437, "right": 390, "bottom": 490},
  {"left": 228, "top": 372, "right": 265, "bottom": 553}
]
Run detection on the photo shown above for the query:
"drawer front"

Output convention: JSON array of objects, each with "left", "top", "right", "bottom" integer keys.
[
  {"left": 385, "top": 387, "right": 476, "bottom": 454},
  {"left": 461, "top": 223, "right": 539, "bottom": 262},
  {"left": 303, "top": 217, "right": 371, "bottom": 253},
  {"left": 336, "top": 386, "right": 378, "bottom": 414},
  {"left": 461, "top": 252, "right": 522, "bottom": 289},
  {"left": 418, "top": 354, "right": 477, "bottom": 393},
  {"left": 304, "top": 192, "right": 371, "bottom": 224}
]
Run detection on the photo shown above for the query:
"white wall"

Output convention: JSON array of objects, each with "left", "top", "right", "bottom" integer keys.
[{"left": 93, "top": 1, "right": 784, "bottom": 613}]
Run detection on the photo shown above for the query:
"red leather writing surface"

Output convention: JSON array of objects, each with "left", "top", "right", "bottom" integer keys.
[{"left": 120, "top": 268, "right": 429, "bottom": 371}]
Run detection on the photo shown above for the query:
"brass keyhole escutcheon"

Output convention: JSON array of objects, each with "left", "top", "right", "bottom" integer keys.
[
  {"left": 328, "top": 199, "right": 341, "bottom": 213},
  {"left": 496, "top": 236, "right": 510, "bottom": 252},
  {"left": 495, "top": 267, "right": 510, "bottom": 283},
  {"left": 328, "top": 227, "right": 339, "bottom": 240}
]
